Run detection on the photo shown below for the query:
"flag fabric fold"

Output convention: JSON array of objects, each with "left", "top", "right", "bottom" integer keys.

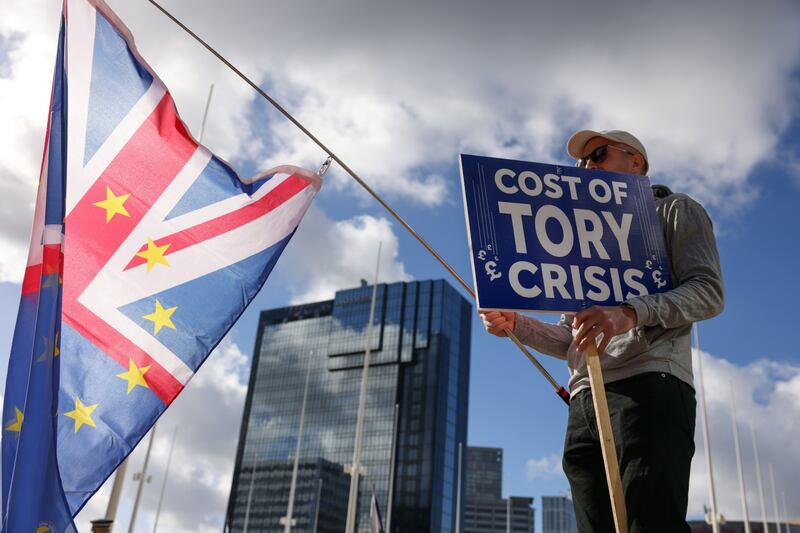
[{"left": 2, "top": 0, "right": 320, "bottom": 529}]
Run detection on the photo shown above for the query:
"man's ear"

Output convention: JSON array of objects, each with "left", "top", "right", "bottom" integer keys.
[{"left": 631, "top": 154, "right": 646, "bottom": 175}]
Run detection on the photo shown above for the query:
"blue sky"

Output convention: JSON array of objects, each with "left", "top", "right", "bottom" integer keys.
[{"left": 1, "top": 0, "right": 800, "bottom": 531}]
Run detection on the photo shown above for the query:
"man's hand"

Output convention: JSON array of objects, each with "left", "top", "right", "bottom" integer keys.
[
  {"left": 480, "top": 310, "right": 516, "bottom": 337},
  {"left": 573, "top": 305, "right": 637, "bottom": 354}
]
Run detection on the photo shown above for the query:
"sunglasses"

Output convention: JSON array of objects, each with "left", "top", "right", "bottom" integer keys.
[{"left": 577, "top": 145, "right": 637, "bottom": 168}]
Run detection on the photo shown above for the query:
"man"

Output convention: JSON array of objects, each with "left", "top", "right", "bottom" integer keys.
[{"left": 482, "top": 130, "right": 724, "bottom": 532}]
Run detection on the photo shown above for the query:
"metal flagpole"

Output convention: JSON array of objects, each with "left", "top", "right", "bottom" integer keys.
[
  {"left": 769, "top": 464, "right": 780, "bottom": 533},
  {"left": 282, "top": 361, "right": 313, "bottom": 532},
  {"left": 506, "top": 496, "right": 511, "bottom": 533},
  {"left": 750, "top": 423, "right": 769, "bottom": 533},
  {"left": 105, "top": 456, "right": 128, "bottom": 529},
  {"left": 695, "top": 325, "right": 721, "bottom": 533},
  {"left": 128, "top": 425, "right": 157, "bottom": 533},
  {"left": 345, "top": 242, "right": 382, "bottom": 533},
  {"left": 385, "top": 403, "right": 399, "bottom": 533},
  {"left": 242, "top": 455, "right": 257, "bottom": 533},
  {"left": 313, "top": 478, "right": 323, "bottom": 533},
  {"left": 198, "top": 83, "right": 214, "bottom": 143},
  {"left": 144, "top": 0, "right": 570, "bottom": 407},
  {"left": 152, "top": 425, "right": 179, "bottom": 533},
  {"left": 455, "top": 442, "right": 463, "bottom": 533},
  {"left": 780, "top": 492, "right": 789, "bottom": 533},
  {"left": 729, "top": 382, "right": 751, "bottom": 533}
]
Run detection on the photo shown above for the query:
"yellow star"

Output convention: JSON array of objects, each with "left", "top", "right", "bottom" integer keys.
[
  {"left": 4, "top": 407, "right": 23, "bottom": 432},
  {"left": 135, "top": 237, "right": 170, "bottom": 272},
  {"left": 64, "top": 397, "right": 98, "bottom": 433},
  {"left": 35, "top": 335, "right": 58, "bottom": 363},
  {"left": 143, "top": 299, "right": 177, "bottom": 335},
  {"left": 93, "top": 185, "right": 131, "bottom": 223},
  {"left": 116, "top": 359, "right": 151, "bottom": 394}
]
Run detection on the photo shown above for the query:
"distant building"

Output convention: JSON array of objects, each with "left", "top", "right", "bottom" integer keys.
[
  {"left": 234, "top": 458, "right": 349, "bottom": 531},
  {"left": 463, "top": 446, "right": 535, "bottom": 533},
  {"left": 465, "top": 447, "right": 503, "bottom": 500},
  {"left": 225, "top": 280, "right": 472, "bottom": 532},
  {"left": 541, "top": 496, "right": 576, "bottom": 533},
  {"left": 688, "top": 521, "right": 799, "bottom": 533}
]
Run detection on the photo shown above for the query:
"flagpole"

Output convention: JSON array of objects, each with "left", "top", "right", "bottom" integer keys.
[
  {"left": 385, "top": 403, "right": 399, "bottom": 533},
  {"left": 144, "top": 0, "right": 570, "bottom": 407},
  {"left": 769, "top": 464, "right": 780, "bottom": 533},
  {"left": 695, "top": 325, "right": 721, "bottom": 533},
  {"left": 729, "top": 382, "right": 751, "bottom": 533},
  {"left": 105, "top": 456, "right": 129, "bottom": 530},
  {"left": 780, "top": 492, "right": 788, "bottom": 533},
  {"left": 506, "top": 496, "right": 511, "bottom": 533},
  {"left": 242, "top": 455, "right": 257, "bottom": 533},
  {"left": 128, "top": 425, "right": 157, "bottom": 533},
  {"left": 313, "top": 478, "right": 323, "bottom": 533},
  {"left": 345, "top": 241, "right": 382, "bottom": 533},
  {"left": 282, "top": 361, "right": 313, "bottom": 533},
  {"left": 750, "top": 423, "right": 769, "bottom": 533},
  {"left": 455, "top": 442, "right": 463, "bottom": 533},
  {"left": 198, "top": 83, "right": 214, "bottom": 143},
  {"left": 152, "top": 424, "right": 179, "bottom": 533}
]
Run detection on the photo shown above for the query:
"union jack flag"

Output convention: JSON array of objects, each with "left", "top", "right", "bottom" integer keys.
[{"left": 1, "top": 1, "right": 321, "bottom": 530}]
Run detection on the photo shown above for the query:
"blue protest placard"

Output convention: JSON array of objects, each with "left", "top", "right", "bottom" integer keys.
[{"left": 459, "top": 154, "right": 673, "bottom": 313}]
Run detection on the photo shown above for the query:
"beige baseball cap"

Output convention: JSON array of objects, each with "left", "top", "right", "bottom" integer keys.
[{"left": 567, "top": 129, "right": 649, "bottom": 173}]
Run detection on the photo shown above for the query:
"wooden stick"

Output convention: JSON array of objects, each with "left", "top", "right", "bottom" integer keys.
[{"left": 585, "top": 342, "right": 628, "bottom": 533}]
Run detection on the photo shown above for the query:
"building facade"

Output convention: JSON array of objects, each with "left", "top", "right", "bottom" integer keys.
[
  {"left": 541, "top": 496, "right": 577, "bottom": 533},
  {"left": 463, "top": 446, "right": 535, "bottom": 533},
  {"left": 225, "top": 280, "right": 472, "bottom": 532},
  {"left": 688, "top": 521, "right": 799, "bottom": 533}
]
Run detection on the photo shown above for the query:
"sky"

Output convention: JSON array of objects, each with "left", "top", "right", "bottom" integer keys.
[{"left": 1, "top": 0, "right": 799, "bottom": 531}]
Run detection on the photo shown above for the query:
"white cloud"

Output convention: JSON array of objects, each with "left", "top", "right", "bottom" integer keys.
[
  {"left": 277, "top": 207, "right": 411, "bottom": 304},
  {"left": 525, "top": 453, "right": 563, "bottom": 481},
  {"left": 74, "top": 338, "right": 249, "bottom": 532},
  {"left": 0, "top": 1, "right": 61, "bottom": 282},
  {"left": 113, "top": 0, "right": 799, "bottom": 214},
  {"left": 3, "top": 0, "right": 800, "bottom": 281},
  {"left": 688, "top": 350, "right": 800, "bottom": 523}
]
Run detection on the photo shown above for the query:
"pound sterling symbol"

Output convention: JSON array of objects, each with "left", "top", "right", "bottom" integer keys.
[{"left": 485, "top": 261, "right": 501, "bottom": 281}]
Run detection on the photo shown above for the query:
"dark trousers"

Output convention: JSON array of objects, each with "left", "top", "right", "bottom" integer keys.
[{"left": 563, "top": 372, "right": 696, "bottom": 533}]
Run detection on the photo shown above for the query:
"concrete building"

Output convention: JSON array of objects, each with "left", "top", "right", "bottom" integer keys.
[{"left": 463, "top": 446, "right": 535, "bottom": 533}]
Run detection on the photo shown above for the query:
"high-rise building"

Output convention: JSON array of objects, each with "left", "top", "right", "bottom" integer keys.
[
  {"left": 463, "top": 446, "right": 535, "bottom": 533},
  {"left": 465, "top": 447, "right": 503, "bottom": 500},
  {"left": 541, "top": 496, "right": 577, "bottom": 533},
  {"left": 225, "top": 279, "right": 472, "bottom": 532},
  {"left": 688, "top": 521, "right": 799, "bottom": 532}
]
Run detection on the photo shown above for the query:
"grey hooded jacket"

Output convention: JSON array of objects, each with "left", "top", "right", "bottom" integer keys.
[{"left": 513, "top": 185, "right": 724, "bottom": 395}]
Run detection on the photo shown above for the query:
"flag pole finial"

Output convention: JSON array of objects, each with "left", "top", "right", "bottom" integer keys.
[{"left": 318, "top": 156, "right": 333, "bottom": 178}]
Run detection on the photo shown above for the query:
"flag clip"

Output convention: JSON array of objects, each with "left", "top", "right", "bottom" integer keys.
[{"left": 318, "top": 156, "right": 333, "bottom": 178}]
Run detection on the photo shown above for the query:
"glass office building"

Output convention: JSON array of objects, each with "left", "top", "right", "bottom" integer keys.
[
  {"left": 225, "top": 279, "right": 472, "bottom": 532},
  {"left": 541, "top": 496, "right": 577, "bottom": 533}
]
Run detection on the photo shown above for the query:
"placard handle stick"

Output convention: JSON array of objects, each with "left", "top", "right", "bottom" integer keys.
[{"left": 585, "top": 341, "right": 628, "bottom": 533}]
